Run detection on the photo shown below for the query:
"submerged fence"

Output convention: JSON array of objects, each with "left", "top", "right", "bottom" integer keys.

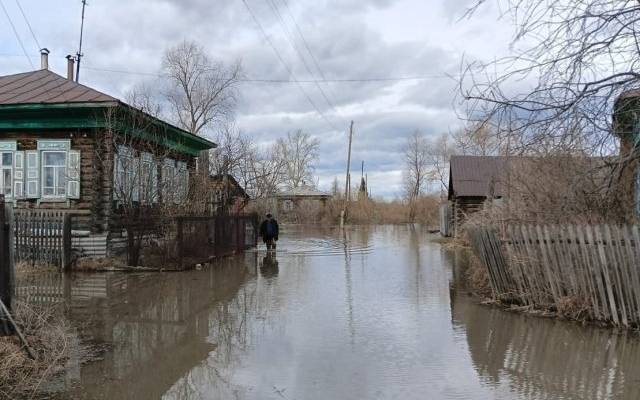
[
  {"left": 468, "top": 225, "right": 640, "bottom": 327},
  {"left": 175, "top": 214, "right": 258, "bottom": 267}
]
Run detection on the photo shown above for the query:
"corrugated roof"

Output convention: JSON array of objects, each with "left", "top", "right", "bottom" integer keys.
[
  {"left": 449, "top": 155, "right": 507, "bottom": 198},
  {"left": 0, "top": 69, "right": 117, "bottom": 104}
]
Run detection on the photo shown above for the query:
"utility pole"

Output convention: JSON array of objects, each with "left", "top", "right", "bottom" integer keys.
[
  {"left": 341, "top": 121, "right": 354, "bottom": 226},
  {"left": 75, "top": 0, "right": 87, "bottom": 82}
]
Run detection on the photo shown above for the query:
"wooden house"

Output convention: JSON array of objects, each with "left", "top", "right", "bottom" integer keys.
[
  {"left": 275, "top": 186, "right": 332, "bottom": 222},
  {"left": 445, "top": 155, "right": 507, "bottom": 237},
  {"left": 0, "top": 51, "right": 216, "bottom": 256},
  {"left": 209, "top": 174, "right": 250, "bottom": 215}
]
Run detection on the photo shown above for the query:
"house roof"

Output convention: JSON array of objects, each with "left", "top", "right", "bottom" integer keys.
[
  {"left": 448, "top": 155, "right": 507, "bottom": 199},
  {"left": 0, "top": 69, "right": 117, "bottom": 104},
  {"left": 0, "top": 69, "right": 216, "bottom": 155},
  {"left": 210, "top": 174, "right": 250, "bottom": 199},
  {"left": 277, "top": 186, "right": 332, "bottom": 198}
]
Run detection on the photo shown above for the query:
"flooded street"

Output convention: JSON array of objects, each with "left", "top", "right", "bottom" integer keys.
[{"left": 19, "top": 225, "right": 640, "bottom": 399}]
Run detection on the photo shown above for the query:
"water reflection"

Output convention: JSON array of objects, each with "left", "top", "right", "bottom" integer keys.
[
  {"left": 260, "top": 254, "right": 279, "bottom": 279},
  {"left": 14, "top": 225, "right": 640, "bottom": 400},
  {"left": 452, "top": 293, "right": 640, "bottom": 400}
]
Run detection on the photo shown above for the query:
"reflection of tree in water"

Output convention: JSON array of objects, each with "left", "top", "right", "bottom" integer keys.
[{"left": 453, "top": 295, "right": 640, "bottom": 400}]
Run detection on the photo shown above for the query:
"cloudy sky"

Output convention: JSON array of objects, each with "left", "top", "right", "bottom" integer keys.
[{"left": 0, "top": 0, "right": 514, "bottom": 198}]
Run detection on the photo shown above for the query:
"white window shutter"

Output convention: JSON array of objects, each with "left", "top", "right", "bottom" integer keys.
[
  {"left": 113, "top": 152, "right": 120, "bottom": 201},
  {"left": 25, "top": 150, "right": 39, "bottom": 198},
  {"left": 151, "top": 161, "right": 159, "bottom": 203},
  {"left": 67, "top": 150, "right": 81, "bottom": 199},
  {"left": 14, "top": 151, "right": 24, "bottom": 199},
  {"left": 162, "top": 158, "right": 175, "bottom": 203},
  {"left": 132, "top": 157, "right": 140, "bottom": 202}
]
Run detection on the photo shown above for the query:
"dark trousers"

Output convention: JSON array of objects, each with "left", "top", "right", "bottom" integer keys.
[{"left": 265, "top": 237, "right": 277, "bottom": 250}]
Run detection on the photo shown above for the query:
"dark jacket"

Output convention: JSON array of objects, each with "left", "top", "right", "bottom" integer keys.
[{"left": 259, "top": 219, "right": 279, "bottom": 241}]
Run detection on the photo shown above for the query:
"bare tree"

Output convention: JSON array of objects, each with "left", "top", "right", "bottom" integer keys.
[
  {"left": 459, "top": 0, "right": 640, "bottom": 220},
  {"left": 276, "top": 130, "right": 320, "bottom": 189},
  {"left": 101, "top": 107, "right": 189, "bottom": 266},
  {"left": 404, "top": 131, "right": 430, "bottom": 200},
  {"left": 460, "top": 1, "right": 640, "bottom": 155},
  {"left": 126, "top": 83, "right": 164, "bottom": 119},
  {"left": 163, "top": 40, "right": 242, "bottom": 172},
  {"left": 452, "top": 123, "right": 502, "bottom": 156},
  {"left": 427, "top": 132, "right": 456, "bottom": 193},
  {"left": 404, "top": 131, "right": 433, "bottom": 221}
]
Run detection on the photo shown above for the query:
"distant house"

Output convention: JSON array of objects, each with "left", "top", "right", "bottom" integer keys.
[
  {"left": 444, "top": 156, "right": 507, "bottom": 237},
  {"left": 209, "top": 174, "right": 250, "bottom": 215},
  {"left": 0, "top": 51, "right": 215, "bottom": 255},
  {"left": 276, "top": 185, "right": 332, "bottom": 222}
]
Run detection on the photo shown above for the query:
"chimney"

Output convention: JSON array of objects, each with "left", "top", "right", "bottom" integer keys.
[
  {"left": 40, "top": 48, "right": 50, "bottom": 70},
  {"left": 66, "top": 55, "right": 75, "bottom": 81}
]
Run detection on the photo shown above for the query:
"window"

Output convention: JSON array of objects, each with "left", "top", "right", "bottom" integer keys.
[
  {"left": 283, "top": 199, "right": 294, "bottom": 212},
  {"left": 42, "top": 151, "right": 66, "bottom": 198},
  {"left": 0, "top": 152, "right": 12, "bottom": 197}
]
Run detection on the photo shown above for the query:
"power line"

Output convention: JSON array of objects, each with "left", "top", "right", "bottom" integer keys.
[
  {"left": 279, "top": 0, "right": 337, "bottom": 96},
  {"left": 264, "top": 0, "right": 341, "bottom": 119},
  {"left": 14, "top": 0, "right": 40, "bottom": 49},
  {"left": 81, "top": 65, "right": 453, "bottom": 83},
  {"left": 0, "top": 0, "right": 34, "bottom": 69},
  {"left": 240, "top": 0, "right": 339, "bottom": 131}
]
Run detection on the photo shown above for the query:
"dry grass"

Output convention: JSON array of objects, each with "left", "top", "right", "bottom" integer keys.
[
  {"left": 15, "top": 261, "right": 57, "bottom": 276},
  {"left": 465, "top": 254, "right": 493, "bottom": 299},
  {"left": 321, "top": 196, "right": 440, "bottom": 225},
  {"left": 74, "top": 256, "right": 128, "bottom": 271},
  {"left": 0, "top": 301, "right": 74, "bottom": 399}
]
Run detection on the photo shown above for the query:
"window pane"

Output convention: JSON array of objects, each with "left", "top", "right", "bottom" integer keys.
[
  {"left": 45, "top": 168, "right": 54, "bottom": 187},
  {"left": 57, "top": 168, "right": 66, "bottom": 192},
  {"left": 2, "top": 153, "right": 12, "bottom": 166},
  {"left": 44, "top": 152, "right": 65, "bottom": 166}
]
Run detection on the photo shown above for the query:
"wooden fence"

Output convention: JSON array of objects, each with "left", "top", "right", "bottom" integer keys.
[
  {"left": 468, "top": 225, "right": 640, "bottom": 327},
  {"left": 14, "top": 210, "right": 71, "bottom": 269},
  {"left": 175, "top": 214, "right": 258, "bottom": 268}
]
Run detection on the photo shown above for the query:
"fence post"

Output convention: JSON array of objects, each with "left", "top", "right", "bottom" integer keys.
[
  {"left": 62, "top": 214, "right": 72, "bottom": 271},
  {"left": 0, "top": 195, "right": 14, "bottom": 336}
]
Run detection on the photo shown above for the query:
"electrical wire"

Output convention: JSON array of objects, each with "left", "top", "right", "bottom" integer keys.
[
  {"left": 240, "top": 0, "right": 340, "bottom": 131},
  {"left": 0, "top": 0, "right": 34, "bottom": 69},
  {"left": 264, "top": 0, "right": 341, "bottom": 119},
  {"left": 14, "top": 0, "right": 40, "bottom": 50},
  {"left": 279, "top": 0, "right": 336, "bottom": 94},
  {"left": 80, "top": 65, "right": 453, "bottom": 83}
]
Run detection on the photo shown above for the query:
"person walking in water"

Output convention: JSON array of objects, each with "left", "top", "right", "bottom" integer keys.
[{"left": 259, "top": 213, "right": 279, "bottom": 251}]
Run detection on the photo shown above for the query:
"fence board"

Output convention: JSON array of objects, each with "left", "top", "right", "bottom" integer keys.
[{"left": 468, "top": 224, "right": 640, "bottom": 327}]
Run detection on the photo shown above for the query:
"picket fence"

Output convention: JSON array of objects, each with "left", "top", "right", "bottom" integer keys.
[{"left": 468, "top": 224, "right": 640, "bottom": 327}]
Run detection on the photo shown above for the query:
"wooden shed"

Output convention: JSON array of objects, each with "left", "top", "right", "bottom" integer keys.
[{"left": 446, "top": 155, "right": 507, "bottom": 237}]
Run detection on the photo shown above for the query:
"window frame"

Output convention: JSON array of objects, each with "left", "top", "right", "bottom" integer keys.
[
  {"left": 0, "top": 151, "right": 13, "bottom": 199},
  {"left": 41, "top": 150, "right": 67, "bottom": 199}
]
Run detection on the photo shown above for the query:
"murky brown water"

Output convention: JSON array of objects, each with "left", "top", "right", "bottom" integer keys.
[{"left": 18, "top": 225, "right": 640, "bottom": 399}]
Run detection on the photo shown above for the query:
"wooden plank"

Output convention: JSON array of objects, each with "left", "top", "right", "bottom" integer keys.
[
  {"left": 605, "top": 225, "right": 628, "bottom": 327},
  {"left": 594, "top": 225, "right": 620, "bottom": 325}
]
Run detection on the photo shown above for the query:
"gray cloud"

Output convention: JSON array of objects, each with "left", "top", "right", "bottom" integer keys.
[{"left": 0, "top": 0, "right": 511, "bottom": 198}]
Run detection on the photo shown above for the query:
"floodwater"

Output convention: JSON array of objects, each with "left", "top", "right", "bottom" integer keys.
[{"left": 17, "top": 225, "right": 640, "bottom": 399}]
